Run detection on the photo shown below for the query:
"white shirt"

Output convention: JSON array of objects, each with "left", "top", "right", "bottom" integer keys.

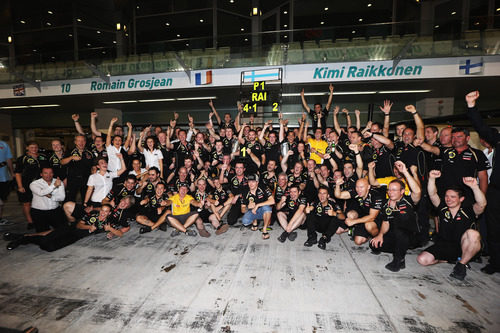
[
  {"left": 483, "top": 148, "right": 494, "bottom": 181},
  {"left": 87, "top": 170, "right": 118, "bottom": 202},
  {"left": 129, "top": 168, "right": 147, "bottom": 177},
  {"left": 30, "top": 178, "right": 65, "bottom": 210},
  {"left": 142, "top": 149, "right": 164, "bottom": 170},
  {"left": 106, "top": 145, "right": 126, "bottom": 173}
]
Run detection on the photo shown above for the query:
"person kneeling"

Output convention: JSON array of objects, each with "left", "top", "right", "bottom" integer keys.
[
  {"left": 369, "top": 174, "right": 421, "bottom": 272},
  {"left": 416, "top": 171, "right": 486, "bottom": 281},
  {"left": 136, "top": 183, "right": 170, "bottom": 234},
  {"left": 304, "top": 186, "right": 345, "bottom": 250}
]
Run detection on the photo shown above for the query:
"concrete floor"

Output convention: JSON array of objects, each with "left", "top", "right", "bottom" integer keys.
[{"left": 0, "top": 196, "right": 499, "bottom": 333}]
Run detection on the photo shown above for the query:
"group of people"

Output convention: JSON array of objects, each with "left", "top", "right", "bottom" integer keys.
[{"left": 2, "top": 86, "right": 499, "bottom": 282}]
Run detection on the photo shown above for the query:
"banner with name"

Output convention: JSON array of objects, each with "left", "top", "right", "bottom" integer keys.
[{"left": 0, "top": 56, "right": 499, "bottom": 99}]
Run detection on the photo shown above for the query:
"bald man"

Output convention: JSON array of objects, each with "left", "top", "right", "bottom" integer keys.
[{"left": 335, "top": 177, "right": 383, "bottom": 245}]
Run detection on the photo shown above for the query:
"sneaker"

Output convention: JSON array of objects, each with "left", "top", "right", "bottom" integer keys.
[
  {"left": 277, "top": 231, "right": 289, "bottom": 243},
  {"left": 7, "top": 237, "right": 25, "bottom": 250},
  {"left": 0, "top": 218, "right": 13, "bottom": 226},
  {"left": 139, "top": 226, "right": 152, "bottom": 234},
  {"left": 288, "top": 232, "right": 298, "bottom": 241},
  {"left": 450, "top": 262, "right": 467, "bottom": 280},
  {"left": 186, "top": 229, "right": 197, "bottom": 237},
  {"left": 199, "top": 228, "right": 211, "bottom": 238},
  {"left": 171, "top": 230, "right": 181, "bottom": 237},
  {"left": 385, "top": 258, "right": 405, "bottom": 272},
  {"left": 159, "top": 223, "right": 167, "bottom": 232},
  {"left": 480, "top": 264, "right": 500, "bottom": 275},
  {"left": 215, "top": 224, "right": 229, "bottom": 235},
  {"left": 318, "top": 237, "right": 326, "bottom": 250},
  {"left": 3, "top": 232, "right": 24, "bottom": 241},
  {"left": 304, "top": 238, "right": 317, "bottom": 247}
]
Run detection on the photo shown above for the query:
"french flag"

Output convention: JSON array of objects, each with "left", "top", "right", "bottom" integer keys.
[{"left": 195, "top": 70, "right": 213, "bottom": 85}]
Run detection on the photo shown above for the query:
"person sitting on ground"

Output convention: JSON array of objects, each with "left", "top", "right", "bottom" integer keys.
[
  {"left": 416, "top": 171, "right": 486, "bottom": 281},
  {"left": 5, "top": 204, "right": 124, "bottom": 252},
  {"left": 208, "top": 177, "right": 232, "bottom": 235},
  {"left": 136, "top": 182, "right": 170, "bottom": 234},
  {"left": 276, "top": 185, "right": 307, "bottom": 243},
  {"left": 161, "top": 182, "right": 206, "bottom": 237},
  {"left": 241, "top": 174, "right": 275, "bottom": 240}
]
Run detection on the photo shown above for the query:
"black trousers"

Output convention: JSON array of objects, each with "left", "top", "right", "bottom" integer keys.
[
  {"left": 369, "top": 227, "right": 413, "bottom": 259},
  {"left": 26, "top": 227, "right": 88, "bottom": 252},
  {"left": 227, "top": 201, "right": 242, "bottom": 225},
  {"left": 485, "top": 186, "right": 500, "bottom": 269},
  {"left": 306, "top": 214, "right": 339, "bottom": 242},
  {"left": 66, "top": 175, "right": 88, "bottom": 202},
  {"left": 416, "top": 192, "right": 431, "bottom": 244},
  {"left": 30, "top": 207, "right": 66, "bottom": 233}
]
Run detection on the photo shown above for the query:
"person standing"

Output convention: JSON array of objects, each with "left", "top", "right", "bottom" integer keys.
[
  {"left": 29, "top": 167, "right": 66, "bottom": 232},
  {"left": 15, "top": 141, "right": 48, "bottom": 229},
  {"left": 0, "top": 139, "right": 14, "bottom": 225},
  {"left": 466, "top": 90, "right": 500, "bottom": 275}
]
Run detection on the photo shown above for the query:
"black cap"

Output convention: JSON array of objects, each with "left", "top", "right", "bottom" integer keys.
[
  {"left": 178, "top": 182, "right": 189, "bottom": 188},
  {"left": 247, "top": 174, "right": 259, "bottom": 182}
]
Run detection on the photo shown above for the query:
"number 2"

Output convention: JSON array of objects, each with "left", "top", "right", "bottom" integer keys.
[{"left": 272, "top": 102, "right": 278, "bottom": 111}]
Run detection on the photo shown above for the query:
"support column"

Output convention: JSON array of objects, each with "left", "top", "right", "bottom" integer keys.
[
  {"left": 461, "top": 0, "right": 470, "bottom": 33},
  {"left": 487, "top": 0, "right": 495, "bottom": 29},
  {"left": 290, "top": 0, "right": 294, "bottom": 42},
  {"left": 213, "top": 0, "right": 218, "bottom": 48},
  {"left": 419, "top": 1, "right": 434, "bottom": 36},
  {"left": 251, "top": 0, "right": 261, "bottom": 55},
  {"left": 93, "top": 108, "right": 123, "bottom": 134}
]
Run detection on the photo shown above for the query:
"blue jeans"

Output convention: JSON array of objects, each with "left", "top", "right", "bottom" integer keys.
[{"left": 242, "top": 205, "right": 272, "bottom": 226}]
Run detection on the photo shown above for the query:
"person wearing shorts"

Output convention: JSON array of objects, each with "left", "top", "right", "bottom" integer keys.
[{"left": 417, "top": 171, "right": 486, "bottom": 280}]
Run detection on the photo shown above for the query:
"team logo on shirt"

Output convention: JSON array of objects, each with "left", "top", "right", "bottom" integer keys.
[
  {"left": 233, "top": 178, "right": 239, "bottom": 186},
  {"left": 385, "top": 207, "right": 393, "bottom": 215},
  {"left": 316, "top": 206, "right": 322, "bottom": 213},
  {"left": 444, "top": 210, "right": 451, "bottom": 219},
  {"left": 448, "top": 151, "right": 456, "bottom": 159},
  {"left": 248, "top": 197, "right": 255, "bottom": 203},
  {"left": 90, "top": 217, "right": 97, "bottom": 223},
  {"left": 289, "top": 200, "right": 295, "bottom": 208},
  {"left": 27, "top": 158, "right": 35, "bottom": 164},
  {"left": 372, "top": 153, "right": 378, "bottom": 160},
  {"left": 151, "top": 198, "right": 157, "bottom": 205}
]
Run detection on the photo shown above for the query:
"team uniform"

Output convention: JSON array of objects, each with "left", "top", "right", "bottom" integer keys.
[
  {"left": 424, "top": 203, "right": 477, "bottom": 262},
  {"left": 348, "top": 187, "right": 383, "bottom": 238},
  {"left": 305, "top": 199, "right": 343, "bottom": 242},
  {"left": 15, "top": 153, "right": 48, "bottom": 203},
  {"left": 241, "top": 186, "right": 273, "bottom": 226}
]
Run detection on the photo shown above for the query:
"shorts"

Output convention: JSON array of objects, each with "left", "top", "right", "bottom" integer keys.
[
  {"left": 198, "top": 209, "right": 211, "bottom": 223},
  {"left": 0, "top": 181, "right": 10, "bottom": 201},
  {"left": 168, "top": 211, "right": 198, "bottom": 224},
  {"left": 17, "top": 188, "right": 33, "bottom": 203},
  {"left": 424, "top": 241, "right": 461, "bottom": 262},
  {"left": 241, "top": 205, "right": 272, "bottom": 226},
  {"left": 138, "top": 209, "right": 164, "bottom": 222}
]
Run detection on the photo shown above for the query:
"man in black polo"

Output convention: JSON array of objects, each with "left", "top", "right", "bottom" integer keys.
[
  {"left": 335, "top": 177, "right": 383, "bottom": 246},
  {"left": 61, "top": 134, "right": 93, "bottom": 202},
  {"left": 369, "top": 161, "right": 422, "bottom": 272},
  {"left": 304, "top": 186, "right": 345, "bottom": 250},
  {"left": 300, "top": 84, "right": 334, "bottom": 131},
  {"left": 435, "top": 128, "right": 489, "bottom": 205},
  {"left": 225, "top": 161, "right": 248, "bottom": 226},
  {"left": 417, "top": 171, "right": 486, "bottom": 280},
  {"left": 466, "top": 90, "right": 500, "bottom": 275}
]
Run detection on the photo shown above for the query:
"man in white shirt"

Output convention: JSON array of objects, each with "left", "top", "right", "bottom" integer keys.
[
  {"left": 84, "top": 156, "right": 126, "bottom": 207},
  {"left": 29, "top": 166, "right": 66, "bottom": 232}
]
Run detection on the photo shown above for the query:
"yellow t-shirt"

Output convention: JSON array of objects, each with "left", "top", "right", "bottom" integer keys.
[
  {"left": 377, "top": 177, "right": 410, "bottom": 196},
  {"left": 169, "top": 194, "right": 194, "bottom": 215},
  {"left": 308, "top": 138, "right": 328, "bottom": 164}
]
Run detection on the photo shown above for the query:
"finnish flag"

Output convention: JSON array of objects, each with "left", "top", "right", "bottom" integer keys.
[{"left": 459, "top": 58, "right": 483, "bottom": 75}]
